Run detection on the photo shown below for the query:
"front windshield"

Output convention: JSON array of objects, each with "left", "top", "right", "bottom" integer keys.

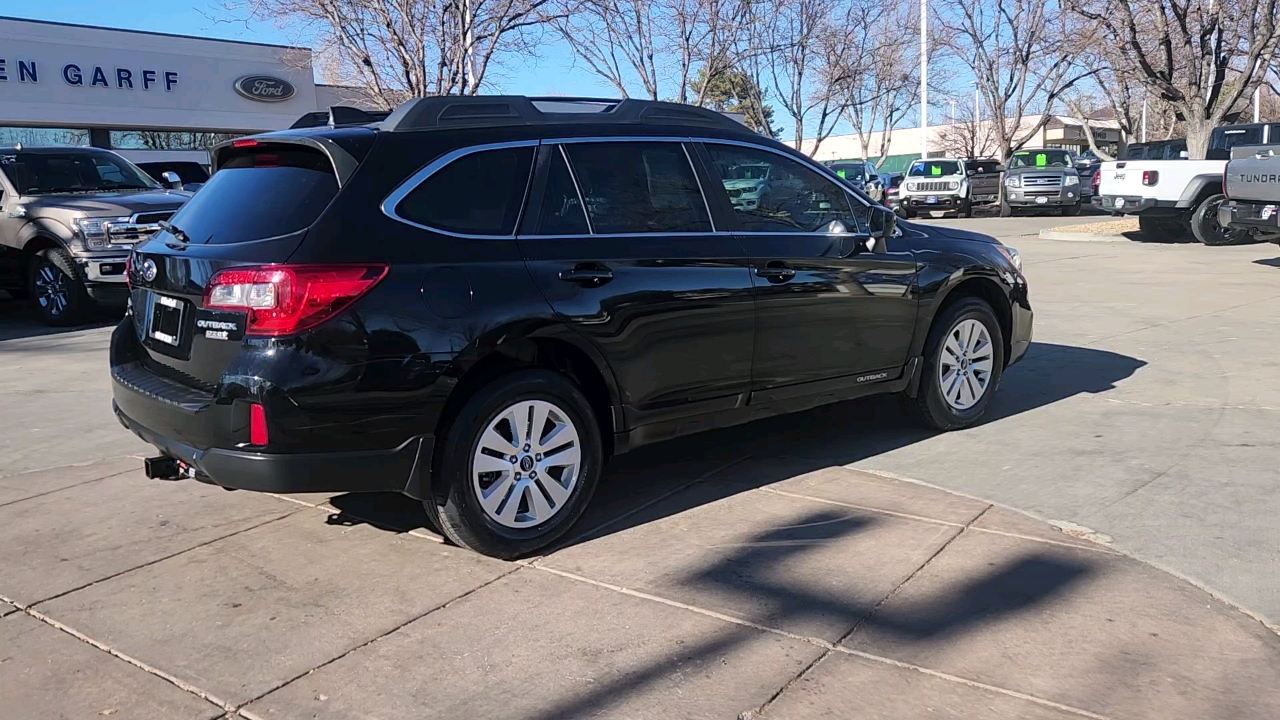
[
  {"left": 1009, "top": 150, "right": 1072, "bottom": 169},
  {"left": 0, "top": 152, "right": 158, "bottom": 195},
  {"left": 829, "top": 164, "right": 866, "bottom": 181},
  {"left": 722, "top": 163, "right": 771, "bottom": 180},
  {"left": 908, "top": 160, "right": 961, "bottom": 177}
]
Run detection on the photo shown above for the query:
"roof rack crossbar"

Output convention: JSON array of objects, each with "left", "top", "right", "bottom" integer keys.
[{"left": 381, "top": 95, "right": 751, "bottom": 134}]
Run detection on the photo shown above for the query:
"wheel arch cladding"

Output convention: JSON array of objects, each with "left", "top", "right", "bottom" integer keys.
[
  {"left": 935, "top": 276, "right": 1012, "bottom": 368},
  {"left": 432, "top": 337, "right": 619, "bottom": 476}
]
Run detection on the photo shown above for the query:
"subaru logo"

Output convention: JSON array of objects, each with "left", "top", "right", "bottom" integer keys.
[
  {"left": 141, "top": 258, "right": 158, "bottom": 282},
  {"left": 234, "top": 75, "right": 296, "bottom": 103}
]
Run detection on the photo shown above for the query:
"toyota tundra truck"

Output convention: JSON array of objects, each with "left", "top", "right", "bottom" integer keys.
[
  {"left": 1097, "top": 123, "right": 1279, "bottom": 244},
  {"left": 0, "top": 146, "right": 190, "bottom": 325},
  {"left": 1219, "top": 145, "right": 1280, "bottom": 245}
]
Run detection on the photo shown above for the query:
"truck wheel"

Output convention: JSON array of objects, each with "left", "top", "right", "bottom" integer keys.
[
  {"left": 1191, "top": 194, "right": 1251, "bottom": 246},
  {"left": 28, "top": 248, "right": 91, "bottom": 326},
  {"left": 1138, "top": 214, "right": 1188, "bottom": 243},
  {"left": 999, "top": 196, "right": 1013, "bottom": 217},
  {"left": 1062, "top": 201, "right": 1082, "bottom": 216},
  {"left": 427, "top": 369, "right": 603, "bottom": 559},
  {"left": 960, "top": 198, "right": 973, "bottom": 218}
]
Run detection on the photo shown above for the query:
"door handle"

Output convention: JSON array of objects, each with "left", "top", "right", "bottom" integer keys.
[
  {"left": 559, "top": 263, "right": 614, "bottom": 286},
  {"left": 755, "top": 262, "right": 795, "bottom": 283}
]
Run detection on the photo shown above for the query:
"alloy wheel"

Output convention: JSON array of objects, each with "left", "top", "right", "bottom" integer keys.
[
  {"left": 471, "top": 399, "right": 582, "bottom": 529},
  {"left": 33, "top": 262, "right": 70, "bottom": 317},
  {"left": 938, "top": 318, "right": 995, "bottom": 411}
]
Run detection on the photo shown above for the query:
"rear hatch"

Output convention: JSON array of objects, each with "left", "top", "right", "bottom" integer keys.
[
  {"left": 1098, "top": 161, "right": 1153, "bottom": 197},
  {"left": 1225, "top": 147, "right": 1280, "bottom": 203},
  {"left": 128, "top": 135, "right": 368, "bottom": 389}
]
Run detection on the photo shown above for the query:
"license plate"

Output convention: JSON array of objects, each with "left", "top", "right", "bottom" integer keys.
[
  {"left": 1036, "top": 196, "right": 1048, "bottom": 204},
  {"left": 149, "top": 294, "right": 184, "bottom": 347},
  {"left": 927, "top": 195, "right": 938, "bottom": 204},
  {"left": 1262, "top": 205, "right": 1276, "bottom": 221},
  {"left": 1114, "top": 198, "right": 1125, "bottom": 208}
]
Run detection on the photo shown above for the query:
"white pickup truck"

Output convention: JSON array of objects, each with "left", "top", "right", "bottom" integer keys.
[{"left": 1097, "top": 123, "right": 1280, "bottom": 244}]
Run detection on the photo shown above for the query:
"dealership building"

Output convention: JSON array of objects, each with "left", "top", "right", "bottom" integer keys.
[{"left": 0, "top": 16, "right": 369, "bottom": 164}]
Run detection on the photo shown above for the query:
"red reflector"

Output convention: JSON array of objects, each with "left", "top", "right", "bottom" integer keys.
[
  {"left": 232, "top": 138, "right": 259, "bottom": 148},
  {"left": 250, "top": 404, "right": 268, "bottom": 446},
  {"left": 204, "top": 264, "right": 389, "bottom": 336},
  {"left": 254, "top": 154, "right": 280, "bottom": 167}
]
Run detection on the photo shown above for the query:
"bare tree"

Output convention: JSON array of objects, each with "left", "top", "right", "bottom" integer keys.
[
  {"left": 234, "top": 0, "right": 558, "bottom": 106},
  {"left": 666, "top": 0, "right": 755, "bottom": 107},
  {"left": 936, "top": 101, "right": 998, "bottom": 158},
  {"left": 940, "top": 0, "right": 1096, "bottom": 162},
  {"left": 1067, "top": 0, "right": 1280, "bottom": 158},
  {"left": 752, "top": 0, "right": 843, "bottom": 151},
  {"left": 829, "top": 0, "right": 922, "bottom": 166},
  {"left": 547, "top": 0, "right": 660, "bottom": 99}
]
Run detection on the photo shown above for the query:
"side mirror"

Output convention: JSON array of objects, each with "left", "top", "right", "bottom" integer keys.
[
  {"left": 866, "top": 205, "right": 896, "bottom": 253},
  {"left": 966, "top": 169, "right": 977, "bottom": 176},
  {"left": 161, "top": 171, "right": 183, "bottom": 190}
]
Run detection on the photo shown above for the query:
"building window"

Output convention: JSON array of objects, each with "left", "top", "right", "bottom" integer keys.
[
  {"left": 109, "top": 130, "right": 243, "bottom": 151},
  {"left": 0, "top": 126, "right": 90, "bottom": 147}
]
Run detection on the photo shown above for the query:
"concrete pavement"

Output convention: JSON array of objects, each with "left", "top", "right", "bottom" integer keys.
[{"left": 2, "top": 454, "right": 1278, "bottom": 720}]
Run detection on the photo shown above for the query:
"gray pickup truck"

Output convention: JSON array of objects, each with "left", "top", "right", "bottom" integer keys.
[
  {"left": 1000, "top": 149, "right": 1087, "bottom": 216},
  {"left": 0, "top": 146, "right": 190, "bottom": 325},
  {"left": 1219, "top": 146, "right": 1280, "bottom": 245}
]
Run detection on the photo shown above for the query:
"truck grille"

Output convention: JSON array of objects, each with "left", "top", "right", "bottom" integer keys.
[
  {"left": 105, "top": 211, "right": 175, "bottom": 244},
  {"left": 912, "top": 181, "right": 952, "bottom": 192},
  {"left": 1021, "top": 174, "right": 1062, "bottom": 197}
]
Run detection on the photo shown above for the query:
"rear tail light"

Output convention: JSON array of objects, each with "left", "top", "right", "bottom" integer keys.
[
  {"left": 1091, "top": 171, "right": 1100, "bottom": 191},
  {"left": 232, "top": 138, "right": 259, "bottom": 148},
  {"left": 249, "top": 403, "right": 269, "bottom": 446},
  {"left": 204, "top": 264, "right": 389, "bottom": 336},
  {"left": 1142, "top": 170, "right": 1159, "bottom": 186}
]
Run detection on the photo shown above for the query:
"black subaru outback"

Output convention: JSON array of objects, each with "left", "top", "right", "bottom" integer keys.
[{"left": 111, "top": 97, "right": 1032, "bottom": 558}]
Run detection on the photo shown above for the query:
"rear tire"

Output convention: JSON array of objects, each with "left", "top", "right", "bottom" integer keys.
[
  {"left": 905, "top": 297, "right": 1005, "bottom": 431},
  {"left": 999, "top": 196, "right": 1013, "bottom": 217},
  {"left": 28, "top": 247, "right": 91, "bottom": 326},
  {"left": 427, "top": 370, "right": 603, "bottom": 559},
  {"left": 1138, "top": 214, "right": 1188, "bottom": 243},
  {"left": 1191, "top": 194, "right": 1251, "bottom": 246}
]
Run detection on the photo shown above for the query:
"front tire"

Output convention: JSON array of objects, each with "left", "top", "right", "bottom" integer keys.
[
  {"left": 428, "top": 370, "right": 603, "bottom": 559},
  {"left": 960, "top": 198, "right": 973, "bottom": 218},
  {"left": 28, "top": 248, "right": 91, "bottom": 326},
  {"left": 1062, "top": 201, "right": 1082, "bottom": 216},
  {"left": 1191, "top": 194, "right": 1251, "bottom": 246},
  {"left": 999, "top": 196, "right": 1013, "bottom": 217},
  {"left": 906, "top": 297, "right": 1005, "bottom": 431}
]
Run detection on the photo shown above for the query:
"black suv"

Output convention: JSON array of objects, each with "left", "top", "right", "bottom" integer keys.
[{"left": 111, "top": 97, "right": 1032, "bottom": 558}]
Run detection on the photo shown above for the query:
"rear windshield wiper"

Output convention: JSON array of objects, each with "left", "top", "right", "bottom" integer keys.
[{"left": 158, "top": 220, "right": 190, "bottom": 244}]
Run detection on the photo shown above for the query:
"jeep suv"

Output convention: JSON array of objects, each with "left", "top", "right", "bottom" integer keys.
[
  {"left": 111, "top": 96, "right": 1032, "bottom": 559},
  {"left": 0, "top": 146, "right": 189, "bottom": 325}
]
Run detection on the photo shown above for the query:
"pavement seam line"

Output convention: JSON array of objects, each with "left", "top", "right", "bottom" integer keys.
[
  {"left": 0, "top": 467, "right": 137, "bottom": 509},
  {"left": 758, "top": 487, "right": 965, "bottom": 528},
  {"left": 263, "top": 492, "right": 446, "bottom": 543},
  {"left": 533, "top": 558, "right": 1108, "bottom": 720},
  {"left": 26, "top": 509, "right": 303, "bottom": 610},
  {"left": 231, "top": 566, "right": 523, "bottom": 717},
  {"left": 15, "top": 602, "right": 235, "bottom": 713},
  {"left": 0, "top": 455, "right": 137, "bottom": 482},
  {"left": 833, "top": 647, "right": 1114, "bottom": 720},
  {"left": 743, "top": 505, "right": 991, "bottom": 720},
  {"left": 965, "top": 526, "right": 1121, "bottom": 554},
  {"left": 534, "top": 453, "right": 756, "bottom": 559}
]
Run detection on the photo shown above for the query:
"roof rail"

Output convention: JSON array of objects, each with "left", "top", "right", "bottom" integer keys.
[
  {"left": 289, "top": 106, "right": 390, "bottom": 130},
  {"left": 381, "top": 96, "right": 754, "bottom": 134}
]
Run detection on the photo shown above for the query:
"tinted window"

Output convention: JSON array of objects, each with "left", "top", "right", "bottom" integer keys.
[
  {"left": 397, "top": 146, "right": 534, "bottom": 235},
  {"left": 0, "top": 151, "right": 156, "bottom": 194},
  {"left": 562, "top": 142, "right": 711, "bottom": 234},
  {"left": 828, "top": 163, "right": 866, "bottom": 181},
  {"left": 707, "top": 144, "right": 855, "bottom": 233},
  {"left": 908, "top": 160, "right": 961, "bottom": 176},
  {"left": 1271, "top": 125, "right": 1280, "bottom": 144},
  {"left": 1209, "top": 127, "right": 1263, "bottom": 159},
  {"left": 164, "top": 145, "right": 337, "bottom": 245},
  {"left": 536, "top": 148, "right": 589, "bottom": 235}
]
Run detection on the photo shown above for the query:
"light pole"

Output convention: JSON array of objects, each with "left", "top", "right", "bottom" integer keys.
[
  {"left": 920, "top": 0, "right": 928, "bottom": 158},
  {"left": 1141, "top": 98, "right": 1148, "bottom": 143},
  {"left": 949, "top": 99, "right": 957, "bottom": 125}
]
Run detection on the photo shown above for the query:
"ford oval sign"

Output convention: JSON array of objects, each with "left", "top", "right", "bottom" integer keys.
[{"left": 234, "top": 75, "right": 296, "bottom": 103}]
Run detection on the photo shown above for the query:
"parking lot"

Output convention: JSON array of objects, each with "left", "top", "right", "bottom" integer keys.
[{"left": 3, "top": 213, "right": 1280, "bottom": 719}]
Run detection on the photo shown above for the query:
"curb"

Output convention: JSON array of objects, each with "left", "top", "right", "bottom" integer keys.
[{"left": 1038, "top": 229, "right": 1134, "bottom": 242}]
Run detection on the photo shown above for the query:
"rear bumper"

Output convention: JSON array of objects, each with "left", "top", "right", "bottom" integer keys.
[
  {"left": 114, "top": 400, "right": 426, "bottom": 494},
  {"left": 1218, "top": 200, "right": 1280, "bottom": 239},
  {"left": 1096, "top": 195, "right": 1181, "bottom": 213}
]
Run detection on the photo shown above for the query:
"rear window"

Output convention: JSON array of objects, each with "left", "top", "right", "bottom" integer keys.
[
  {"left": 165, "top": 145, "right": 337, "bottom": 244},
  {"left": 1209, "top": 127, "right": 1264, "bottom": 159}
]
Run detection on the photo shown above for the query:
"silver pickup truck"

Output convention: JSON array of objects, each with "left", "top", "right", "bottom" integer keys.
[
  {"left": 0, "top": 146, "right": 190, "bottom": 325},
  {"left": 1219, "top": 146, "right": 1280, "bottom": 244}
]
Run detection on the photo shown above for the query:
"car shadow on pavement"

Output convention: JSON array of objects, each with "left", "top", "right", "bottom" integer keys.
[
  {"left": 0, "top": 298, "right": 121, "bottom": 342},
  {"left": 524, "top": 508, "right": 1093, "bottom": 720},
  {"left": 321, "top": 341, "right": 1144, "bottom": 545},
  {"left": 1253, "top": 257, "right": 1280, "bottom": 268}
]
